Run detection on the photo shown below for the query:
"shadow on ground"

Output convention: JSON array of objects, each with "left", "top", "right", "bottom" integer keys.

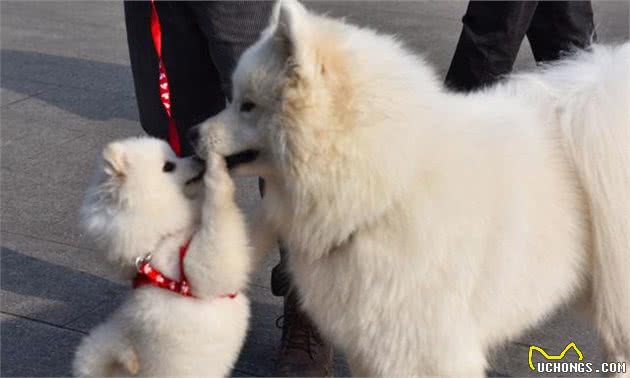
[{"left": 1, "top": 49, "right": 138, "bottom": 121}]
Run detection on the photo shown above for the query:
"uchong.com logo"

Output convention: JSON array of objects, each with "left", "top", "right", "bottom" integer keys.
[{"left": 528, "top": 342, "right": 626, "bottom": 375}]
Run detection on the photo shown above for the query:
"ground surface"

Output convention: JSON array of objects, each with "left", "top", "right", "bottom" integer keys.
[{"left": 1, "top": 1, "right": 628, "bottom": 376}]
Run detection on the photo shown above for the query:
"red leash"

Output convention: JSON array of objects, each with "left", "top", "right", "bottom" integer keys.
[{"left": 150, "top": 0, "right": 181, "bottom": 156}]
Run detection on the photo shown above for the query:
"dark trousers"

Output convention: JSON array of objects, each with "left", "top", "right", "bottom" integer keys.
[
  {"left": 124, "top": 1, "right": 294, "bottom": 296},
  {"left": 124, "top": 1, "right": 272, "bottom": 155},
  {"left": 445, "top": 1, "right": 595, "bottom": 92}
]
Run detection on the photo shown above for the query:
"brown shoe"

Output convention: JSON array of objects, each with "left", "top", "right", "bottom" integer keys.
[{"left": 274, "top": 291, "right": 334, "bottom": 377}]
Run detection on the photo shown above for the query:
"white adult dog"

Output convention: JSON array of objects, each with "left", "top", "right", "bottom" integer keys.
[
  {"left": 73, "top": 138, "right": 250, "bottom": 377},
  {"left": 195, "top": 1, "right": 630, "bottom": 376}
]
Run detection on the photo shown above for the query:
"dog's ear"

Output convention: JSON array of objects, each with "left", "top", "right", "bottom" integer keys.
[
  {"left": 102, "top": 142, "right": 127, "bottom": 179},
  {"left": 269, "top": 0, "right": 282, "bottom": 28},
  {"left": 271, "top": 0, "right": 309, "bottom": 64}
]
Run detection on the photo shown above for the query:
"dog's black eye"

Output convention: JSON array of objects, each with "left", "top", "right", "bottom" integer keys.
[
  {"left": 163, "top": 161, "right": 176, "bottom": 172},
  {"left": 240, "top": 101, "right": 256, "bottom": 112}
]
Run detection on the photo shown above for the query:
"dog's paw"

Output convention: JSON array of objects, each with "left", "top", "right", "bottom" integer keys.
[
  {"left": 118, "top": 346, "right": 140, "bottom": 376},
  {"left": 204, "top": 151, "right": 235, "bottom": 198}
]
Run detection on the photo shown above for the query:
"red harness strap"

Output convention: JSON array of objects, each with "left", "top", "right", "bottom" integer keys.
[
  {"left": 150, "top": 0, "right": 181, "bottom": 156},
  {"left": 133, "top": 240, "right": 237, "bottom": 300},
  {"left": 133, "top": 240, "right": 194, "bottom": 297}
]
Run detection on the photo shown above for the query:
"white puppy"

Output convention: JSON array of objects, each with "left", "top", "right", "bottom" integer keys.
[
  {"left": 73, "top": 137, "right": 250, "bottom": 377},
  {"left": 195, "top": 1, "right": 630, "bottom": 376}
]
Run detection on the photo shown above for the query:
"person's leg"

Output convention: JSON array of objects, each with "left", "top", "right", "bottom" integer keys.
[
  {"left": 445, "top": 1, "right": 538, "bottom": 92},
  {"left": 526, "top": 1, "right": 596, "bottom": 63},
  {"left": 124, "top": 1, "right": 225, "bottom": 156},
  {"left": 187, "top": 1, "right": 274, "bottom": 98}
]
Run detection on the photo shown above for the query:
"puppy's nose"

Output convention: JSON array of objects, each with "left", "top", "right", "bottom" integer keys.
[{"left": 187, "top": 126, "right": 200, "bottom": 148}]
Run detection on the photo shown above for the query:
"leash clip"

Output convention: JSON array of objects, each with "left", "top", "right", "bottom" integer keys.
[{"left": 134, "top": 253, "right": 153, "bottom": 271}]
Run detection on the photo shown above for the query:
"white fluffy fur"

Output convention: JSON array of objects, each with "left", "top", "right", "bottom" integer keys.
[
  {"left": 197, "top": 1, "right": 629, "bottom": 376},
  {"left": 73, "top": 137, "right": 251, "bottom": 377}
]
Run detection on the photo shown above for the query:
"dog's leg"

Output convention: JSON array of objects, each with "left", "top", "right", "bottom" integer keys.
[
  {"left": 434, "top": 343, "right": 486, "bottom": 378},
  {"left": 591, "top": 257, "right": 630, "bottom": 378},
  {"left": 421, "top": 316, "right": 486, "bottom": 378},
  {"left": 595, "top": 305, "right": 630, "bottom": 378},
  {"left": 73, "top": 314, "right": 138, "bottom": 377},
  {"left": 184, "top": 152, "right": 251, "bottom": 298},
  {"left": 600, "top": 332, "right": 630, "bottom": 378},
  {"left": 578, "top": 261, "right": 630, "bottom": 377}
]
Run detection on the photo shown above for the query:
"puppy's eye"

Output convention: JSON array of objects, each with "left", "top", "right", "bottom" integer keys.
[
  {"left": 240, "top": 101, "right": 256, "bottom": 112},
  {"left": 162, "top": 161, "right": 176, "bottom": 172}
]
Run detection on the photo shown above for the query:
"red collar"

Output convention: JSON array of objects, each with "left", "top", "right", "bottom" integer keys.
[{"left": 132, "top": 240, "right": 237, "bottom": 299}]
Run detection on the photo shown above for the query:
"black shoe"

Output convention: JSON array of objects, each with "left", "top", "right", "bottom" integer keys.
[{"left": 274, "top": 291, "right": 334, "bottom": 377}]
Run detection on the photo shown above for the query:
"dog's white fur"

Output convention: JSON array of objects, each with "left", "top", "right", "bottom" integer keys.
[
  {"left": 73, "top": 137, "right": 250, "bottom": 377},
  {"left": 197, "top": 1, "right": 630, "bottom": 376}
]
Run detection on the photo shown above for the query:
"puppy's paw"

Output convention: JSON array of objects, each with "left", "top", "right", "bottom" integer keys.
[
  {"left": 118, "top": 346, "right": 140, "bottom": 376},
  {"left": 204, "top": 151, "right": 235, "bottom": 199}
]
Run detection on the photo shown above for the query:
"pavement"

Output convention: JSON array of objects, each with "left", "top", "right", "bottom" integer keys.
[{"left": 0, "top": 1, "right": 628, "bottom": 377}]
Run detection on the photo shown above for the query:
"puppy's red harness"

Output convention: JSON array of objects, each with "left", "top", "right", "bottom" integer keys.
[{"left": 133, "top": 240, "right": 237, "bottom": 299}]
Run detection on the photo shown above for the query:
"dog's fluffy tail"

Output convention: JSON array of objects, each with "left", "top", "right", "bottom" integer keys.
[{"left": 554, "top": 43, "right": 630, "bottom": 367}]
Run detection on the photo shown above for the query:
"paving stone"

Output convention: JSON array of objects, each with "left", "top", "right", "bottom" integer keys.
[
  {"left": 1, "top": 231, "right": 121, "bottom": 282},
  {"left": 0, "top": 85, "right": 140, "bottom": 175},
  {"left": 0, "top": 1, "right": 126, "bottom": 35},
  {"left": 0, "top": 48, "right": 135, "bottom": 98},
  {"left": 592, "top": 1, "right": 630, "bottom": 42},
  {"left": 1, "top": 167, "right": 93, "bottom": 248},
  {"left": 1, "top": 244, "right": 125, "bottom": 326},
  {"left": 1, "top": 2, "right": 132, "bottom": 94},
  {"left": 1, "top": 100, "right": 85, "bottom": 169},
  {"left": 61, "top": 293, "right": 126, "bottom": 333},
  {"left": 235, "top": 286, "right": 283, "bottom": 376},
  {"left": 0, "top": 313, "right": 84, "bottom": 377},
  {"left": 0, "top": 78, "right": 56, "bottom": 107},
  {"left": 0, "top": 98, "right": 142, "bottom": 247}
]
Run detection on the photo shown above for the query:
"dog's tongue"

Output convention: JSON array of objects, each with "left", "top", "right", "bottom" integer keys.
[{"left": 225, "top": 150, "right": 259, "bottom": 170}]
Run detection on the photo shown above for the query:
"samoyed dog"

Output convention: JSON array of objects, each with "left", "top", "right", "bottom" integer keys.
[
  {"left": 73, "top": 137, "right": 250, "bottom": 377},
  {"left": 194, "top": 1, "right": 629, "bottom": 376}
]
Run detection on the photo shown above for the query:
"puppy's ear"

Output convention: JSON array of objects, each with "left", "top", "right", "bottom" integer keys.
[{"left": 102, "top": 142, "right": 127, "bottom": 179}]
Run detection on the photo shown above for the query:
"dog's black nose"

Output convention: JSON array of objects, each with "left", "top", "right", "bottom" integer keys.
[{"left": 187, "top": 126, "right": 200, "bottom": 148}]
